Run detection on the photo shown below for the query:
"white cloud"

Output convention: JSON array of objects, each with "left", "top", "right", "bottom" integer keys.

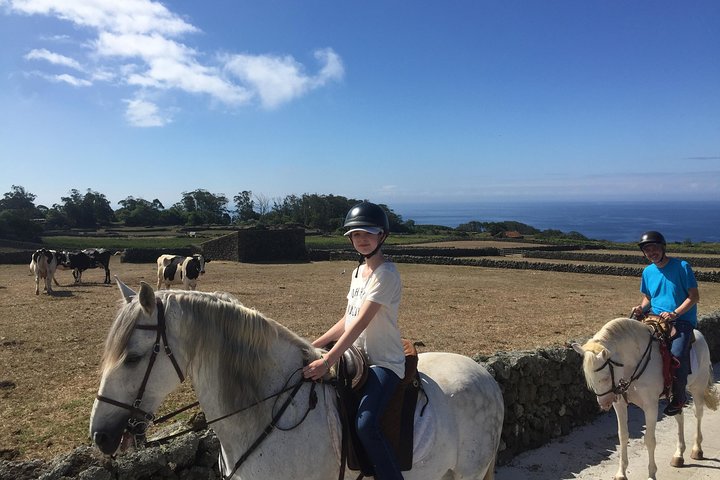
[
  {"left": 124, "top": 97, "right": 169, "bottom": 127},
  {"left": 6, "top": 0, "right": 344, "bottom": 124},
  {"left": 7, "top": 0, "right": 197, "bottom": 36},
  {"left": 53, "top": 73, "right": 92, "bottom": 87},
  {"left": 224, "top": 48, "right": 345, "bottom": 109},
  {"left": 25, "top": 48, "right": 83, "bottom": 70}
]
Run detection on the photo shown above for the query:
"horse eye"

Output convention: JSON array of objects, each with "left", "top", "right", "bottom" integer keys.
[{"left": 124, "top": 354, "right": 144, "bottom": 365}]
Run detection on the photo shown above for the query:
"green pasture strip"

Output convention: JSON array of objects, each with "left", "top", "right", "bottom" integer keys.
[{"left": 42, "top": 236, "right": 198, "bottom": 250}]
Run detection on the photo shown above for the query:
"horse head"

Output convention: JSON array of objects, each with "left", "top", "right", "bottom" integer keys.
[
  {"left": 90, "top": 279, "right": 186, "bottom": 455},
  {"left": 572, "top": 342, "right": 619, "bottom": 410}
]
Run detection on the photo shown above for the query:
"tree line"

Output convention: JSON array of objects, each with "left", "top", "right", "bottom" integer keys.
[
  {"left": 0, "top": 185, "right": 589, "bottom": 243},
  {"left": 0, "top": 185, "right": 413, "bottom": 242}
]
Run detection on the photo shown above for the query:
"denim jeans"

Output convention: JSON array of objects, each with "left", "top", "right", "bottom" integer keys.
[
  {"left": 356, "top": 366, "right": 404, "bottom": 480},
  {"left": 670, "top": 320, "right": 693, "bottom": 402}
]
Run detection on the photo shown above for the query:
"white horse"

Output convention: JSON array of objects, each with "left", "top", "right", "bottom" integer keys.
[
  {"left": 572, "top": 318, "right": 719, "bottom": 480},
  {"left": 90, "top": 280, "right": 504, "bottom": 480}
]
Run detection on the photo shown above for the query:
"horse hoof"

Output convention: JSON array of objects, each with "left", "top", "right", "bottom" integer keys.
[
  {"left": 691, "top": 449, "right": 703, "bottom": 460},
  {"left": 612, "top": 476, "right": 627, "bottom": 480},
  {"left": 670, "top": 456, "right": 684, "bottom": 467}
]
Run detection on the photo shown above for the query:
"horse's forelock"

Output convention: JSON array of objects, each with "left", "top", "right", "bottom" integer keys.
[{"left": 100, "top": 300, "right": 144, "bottom": 375}]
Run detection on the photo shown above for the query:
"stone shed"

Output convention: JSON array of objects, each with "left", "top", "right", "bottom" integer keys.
[{"left": 201, "top": 227, "right": 307, "bottom": 262}]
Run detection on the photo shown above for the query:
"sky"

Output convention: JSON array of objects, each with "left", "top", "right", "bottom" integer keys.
[{"left": 1, "top": 0, "right": 719, "bottom": 211}]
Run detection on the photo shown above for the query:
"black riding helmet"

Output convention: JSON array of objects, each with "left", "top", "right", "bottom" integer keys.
[
  {"left": 343, "top": 201, "right": 390, "bottom": 233},
  {"left": 638, "top": 231, "right": 666, "bottom": 250},
  {"left": 344, "top": 202, "right": 390, "bottom": 275}
]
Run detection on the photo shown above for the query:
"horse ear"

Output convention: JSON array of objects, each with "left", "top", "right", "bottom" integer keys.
[
  {"left": 116, "top": 276, "right": 136, "bottom": 303},
  {"left": 139, "top": 281, "right": 156, "bottom": 314},
  {"left": 571, "top": 343, "right": 585, "bottom": 355},
  {"left": 598, "top": 349, "right": 610, "bottom": 362}
]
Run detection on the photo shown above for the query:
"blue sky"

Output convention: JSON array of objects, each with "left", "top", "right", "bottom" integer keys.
[{"left": 1, "top": 0, "right": 719, "bottom": 211}]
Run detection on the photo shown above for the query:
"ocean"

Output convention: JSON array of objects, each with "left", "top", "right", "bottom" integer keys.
[{"left": 393, "top": 200, "right": 720, "bottom": 243}]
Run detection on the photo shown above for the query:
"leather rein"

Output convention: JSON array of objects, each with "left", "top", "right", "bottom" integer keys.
[
  {"left": 95, "top": 297, "right": 318, "bottom": 479},
  {"left": 592, "top": 332, "right": 656, "bottom": 402}
]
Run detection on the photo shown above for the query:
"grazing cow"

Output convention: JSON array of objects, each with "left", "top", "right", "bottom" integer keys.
[
  {"left": 29, "top": 248, "right": 61, "bottom": 295},
  {"left": 58, "top": 248, "right": 113, "bottom": 284},
  {"left": 156, "top": 253, "right": 208, "bottom": 290}
]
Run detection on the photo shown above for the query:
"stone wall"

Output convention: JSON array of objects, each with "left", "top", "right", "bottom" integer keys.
[
  {"left": 201, "top": 228, "right": 307, "bottom": 263},
  {"left": 524, "top": 250, "right": 720, "bottom": 268},
  {"left": 311, "top": 250, "right": 720, "bottom": 282}
]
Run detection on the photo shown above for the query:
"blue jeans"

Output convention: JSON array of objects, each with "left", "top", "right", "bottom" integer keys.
[
  {"left": 670, "top": 320, "right": 693, "bottom": 403},
  {"left": 356, "top": 366, "right": 404, "bottom": 480}
]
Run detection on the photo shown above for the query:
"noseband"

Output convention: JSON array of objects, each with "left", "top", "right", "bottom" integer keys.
[
  {"left": 96, "top": 298, "right": 185, "bottom": 439},
  {"left": 592, "top": 334, "right": 655, "bottom": 401}
]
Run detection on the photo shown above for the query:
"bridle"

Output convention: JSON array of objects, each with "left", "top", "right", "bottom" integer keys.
[
  {"left": 591, "top": 333, "right": 656, "bottom": 402},
  {"left": 96, "top": 298, "right": 185, "bottom": 441},
  {"left": 95, "top": 296, "right": 318, "bottom": 479}
]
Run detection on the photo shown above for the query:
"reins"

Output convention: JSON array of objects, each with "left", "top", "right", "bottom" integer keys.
[{"left": 592, "top": 332, "right": 656, "bottom": 402}]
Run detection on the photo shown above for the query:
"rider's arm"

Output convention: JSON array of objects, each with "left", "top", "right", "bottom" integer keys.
[
  {"left": 311, "top": 315, "right": 347, "bottom": 348},
  {"left": 632, "top": 294, "right": 652, "bottom": 317},
  {"left": 671, "top": 287, "right": 699, "bottom": 318}
]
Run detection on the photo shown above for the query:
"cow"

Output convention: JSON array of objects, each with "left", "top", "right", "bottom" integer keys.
[
  {"left": 29, "top": 248, "right": 61, "bottom": 295},
  {"left": 58, "top": 248, "right": 113, "bottom": 284},
  {"left": 156, "top": 253, "right": 208, "bottom": 290}
]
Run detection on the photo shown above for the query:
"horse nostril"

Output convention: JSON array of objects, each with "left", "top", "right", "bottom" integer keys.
[{"left": 93, "top": 431, "right": 115, "bottom": 455}]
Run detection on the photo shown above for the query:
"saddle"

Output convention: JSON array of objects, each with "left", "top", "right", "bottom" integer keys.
[
  {"left": 641, "top": 314, "right": 695, "bottom": 398},
  {"left": 333, "top": 339, "right": 424, "bottom": 477}
]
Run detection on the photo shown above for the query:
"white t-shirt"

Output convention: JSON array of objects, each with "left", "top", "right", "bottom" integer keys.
[{"left": 345, "top": 262, "right": 405, "bottom": 378}]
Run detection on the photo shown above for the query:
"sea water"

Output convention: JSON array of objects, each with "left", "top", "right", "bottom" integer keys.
[{"left": 393, "top": 201, "right": 720, "bottom": 243}]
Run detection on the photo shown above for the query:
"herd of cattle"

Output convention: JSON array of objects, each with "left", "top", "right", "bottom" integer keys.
[{"left": 29, "top": 248, "right": 208, "bottom": 295}]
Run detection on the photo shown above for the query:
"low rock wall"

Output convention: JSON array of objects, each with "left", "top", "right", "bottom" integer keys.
[
  {"left": 6, "top": 311, "right": 718, "bottom": 479},
  {"left": 312, "top": 250, "right": 720, "bottom": 282},
  {"left": 524, "top": 250, "right": 720, "bottom": 268}
]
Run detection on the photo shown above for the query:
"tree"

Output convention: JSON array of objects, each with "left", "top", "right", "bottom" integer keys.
[
  {"left": 178, "top": 189, "right": 230, "bottom": 225},
  {"left": 0, "top": 185, "right": 43, "bottom": 241},
  {"left": 233, "top": 190, "right": 259, "bottom": 222},
  {"left": 116, "top": 196, "right": 164, "bottom": 226},
  {"left": 55, "top": 189, "right": 116, "bottom": 228}
]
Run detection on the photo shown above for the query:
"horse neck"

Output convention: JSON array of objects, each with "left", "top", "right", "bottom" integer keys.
[
  {"left": 605, "top": 326, "right": 657, "bottom": 372},
  {"left": 183, "top": 311, "right": 308, "bottom": 424}
]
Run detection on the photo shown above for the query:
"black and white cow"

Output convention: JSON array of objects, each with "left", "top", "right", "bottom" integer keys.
[
  {"left": 58, "top": 248, "right": 112, "bottom": 284},
  {"left": 156, "top": 254, "right": 208, "bottom": 290},
  {"left": 29, "top": 248, "right": 61, "bottom": 295}
]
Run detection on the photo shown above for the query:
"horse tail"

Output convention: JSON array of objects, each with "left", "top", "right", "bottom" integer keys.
[{"left": 703, "top": 364, "right": 720, "bottom": 411}]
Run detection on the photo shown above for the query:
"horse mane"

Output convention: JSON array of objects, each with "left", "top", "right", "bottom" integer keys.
[{"left": 101, "top": 290, "right": 315, "bottom": 410}]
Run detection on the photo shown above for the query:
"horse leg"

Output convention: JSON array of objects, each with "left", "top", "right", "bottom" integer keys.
[
  {"left": 671, "top": 410, "right": 686, "bottom": 467},
  {"left": 613, "top": 401, "right": 630, "bottom": 480},
  {"left": 35, "top": 275, "right": 40, "bottom": 295},
  {"left": 690, "top": 385, "right": 705, "bottom": 460},
  {"left": 643, "top": 403, "right": 658, "bottom": 479}
]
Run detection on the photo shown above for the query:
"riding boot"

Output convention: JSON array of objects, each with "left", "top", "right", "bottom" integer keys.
[{"left": 664, "top": 379, "right": 687, "bottom": 416}]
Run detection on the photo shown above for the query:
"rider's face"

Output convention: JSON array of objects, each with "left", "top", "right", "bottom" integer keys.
[
  {"left": 641, "top": 243, "right": 665, "bottom": 263},
  {"left": 349, "top": 231, "right": 382, "bottom": 255}
]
